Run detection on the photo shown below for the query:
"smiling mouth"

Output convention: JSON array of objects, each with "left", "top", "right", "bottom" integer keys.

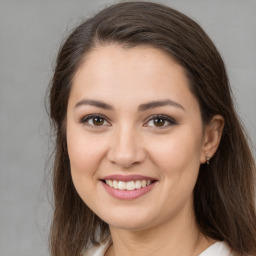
[
  {"left": 100, "top": 175, "right": 158, "bottom": 199},
  {"left": 101, "top": 179, "right": 156, "bottom": 191}
]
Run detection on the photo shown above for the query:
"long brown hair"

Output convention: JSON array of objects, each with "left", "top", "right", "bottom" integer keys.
[{"left": 48, "top": 2, "right": 256, "bottom": 255}]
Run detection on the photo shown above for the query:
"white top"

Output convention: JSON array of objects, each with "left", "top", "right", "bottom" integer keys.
[
  {"left": 84, "top": 241, "right": 232, "bottom": 256},
  {"left": 199, "top": 242, "right": 232, "bottom": 256}
]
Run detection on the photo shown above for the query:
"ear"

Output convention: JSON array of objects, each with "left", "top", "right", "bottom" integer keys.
[{"left": 200, "top": 115, "right": 225, "bottom": 164}]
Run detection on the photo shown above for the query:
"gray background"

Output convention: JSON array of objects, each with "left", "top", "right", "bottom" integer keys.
[{"left": 0, "top": 0, "right": 255, "bottom": 255}]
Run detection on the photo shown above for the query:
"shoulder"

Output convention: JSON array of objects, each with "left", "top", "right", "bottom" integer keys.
[
  {"left": 199, "top": 241, "right": 233, "bottom": 256},
  {"left": 82, "top": 241, "right": 111, "bottom": 256}
]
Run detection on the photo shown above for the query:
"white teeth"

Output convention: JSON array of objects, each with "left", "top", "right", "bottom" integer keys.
[
  {"left": 105, "top": 179, "right": 153, "bottom": 190},
  {"left": 108, "top": 180, "right": 113, "bottom": 187},
  {"left": 113, "top": 180, "right": 118, "bottom": 189},
  {"left": 135, "top": 180, "right": 142, "bottom": 189},
  {"left": 127, "top": 181, "right": 135, "bottom": 190},
  {"left": 117, "top": 181, "right": 127, "bottom": 190}
]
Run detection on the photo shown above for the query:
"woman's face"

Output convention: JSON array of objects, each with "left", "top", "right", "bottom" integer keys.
[{"left": 66, "top": 45, "right": 207, "bottom": 231}]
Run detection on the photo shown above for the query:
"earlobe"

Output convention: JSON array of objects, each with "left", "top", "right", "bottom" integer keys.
[{"left": 200, "top": 115, "right": 225, "bottom": 164}]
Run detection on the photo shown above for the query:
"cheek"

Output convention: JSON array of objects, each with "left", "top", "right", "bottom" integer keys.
[
  {"left": 67, "top": 126, "right": 105, "bottom": 173},
  {"left": 66, "top": 127, "right": 107, "bottom": 202},
  {"left": 66, "top": 128, "right": 108, "bottom": 209},
  {"left": 147, "top": 129, "right": 202, "bottom": 212},
  {"left": 147, "top": 128, "right": 203, "bottom": 179}
]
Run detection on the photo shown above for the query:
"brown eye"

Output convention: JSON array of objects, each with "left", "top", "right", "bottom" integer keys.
[
  {"left": 145, "top": 115, "right": 177, "bottom": 128},
  {"left": 81, "top": 115, "right": 110, "bottom": 127},
  {"left": 153, "top": 118, "right": 166, "bottom": 127},
  {"left": 92, "top": 117, "right": 104, "bottom": 126}
]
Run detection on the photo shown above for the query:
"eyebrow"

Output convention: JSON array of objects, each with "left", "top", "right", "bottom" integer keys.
[
  {"left": 74, "top": 99, "right": 185, "bottom": 112},
  {"left": 138, "top": 99, "right": 185, "bottom": 112},
  {"left": 75, "top": 99, "right": 114, "bottom": 110}
]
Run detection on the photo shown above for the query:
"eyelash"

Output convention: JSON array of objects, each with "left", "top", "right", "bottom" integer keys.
[
  {"left": 80, "top": 114, "right": 177, "bottom": 128},
  {"left": 144, "top": 114, "right": 177, "bottom": 128},
  {"left": 80, "top": 114, "right": 110, "bottom": 127}
]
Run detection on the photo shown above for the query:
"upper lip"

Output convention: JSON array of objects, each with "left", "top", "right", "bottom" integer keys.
[{"left": 101, "top": 174, "right": 157, "bottom": 182}]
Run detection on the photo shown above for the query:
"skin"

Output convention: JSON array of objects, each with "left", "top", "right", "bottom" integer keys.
[{"left": 66, "top": 45, "right": 224, "bottom": 256}]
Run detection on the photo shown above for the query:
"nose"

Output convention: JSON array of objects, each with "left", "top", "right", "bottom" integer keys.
[{"left": 107, "top": 126, "right": 146, "bottom": 168}]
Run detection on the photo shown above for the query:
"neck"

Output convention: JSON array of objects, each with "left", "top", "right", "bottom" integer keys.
[{"left": 106, "top": 205, "right": 215, "bottom": 256}]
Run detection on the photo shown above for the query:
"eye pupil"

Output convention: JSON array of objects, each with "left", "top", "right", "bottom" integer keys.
[
  {"left": 93, "top": 117, "right": 104, "bottom": 126},
  {"left": 153, "top": 118, "right": 165, "bottom": 127}
]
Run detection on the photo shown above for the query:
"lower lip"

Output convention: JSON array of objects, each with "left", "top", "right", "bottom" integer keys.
[{"left": 101, "top": 181, "right": 156, "bottom": 200}]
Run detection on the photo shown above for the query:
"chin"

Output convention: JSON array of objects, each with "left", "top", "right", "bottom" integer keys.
[
  {"left": 99, "top": 210, "right": 157, "bottom": 231},
  {"left": 109, "top": 221, "right": 152, "bottom": 231}
]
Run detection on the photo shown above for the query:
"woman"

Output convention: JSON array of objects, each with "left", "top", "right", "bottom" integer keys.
[{"left": 48, "top": 2, "right": 256, "bottom": 256}]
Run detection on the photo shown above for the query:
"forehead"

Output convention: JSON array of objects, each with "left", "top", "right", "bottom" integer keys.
[
  {"left": 70, "top": 44, "right": 199, "bottom": 112},
  {"left": 74, "top": 44, "right": 183, "bottom": 80}
]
